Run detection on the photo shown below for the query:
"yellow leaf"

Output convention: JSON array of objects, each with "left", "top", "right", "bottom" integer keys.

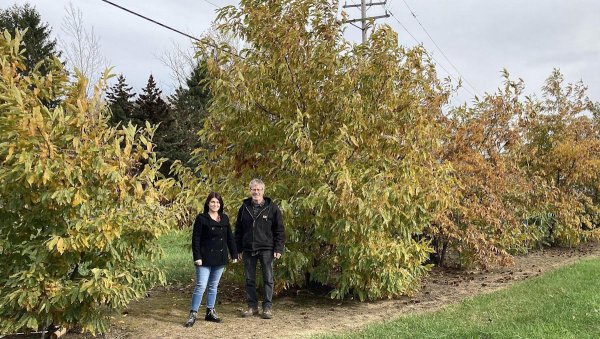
[
  {"left": 5, "top": 145, "right": 14, "bottom": 162},
  {"left": 135, "top": 182, "right": 143, "bottom": 198},
  {"left": 72, "top": 191, "right": 82, "bottom": 206},
  {"left": 56, "top": 237, "right": 65, "bottom": 254},
  {"left": 26, "top": 174, "right": 35, "bottom": 185},
  {"left": 42, "top": 168, "right": 51, "bottom": 184}
]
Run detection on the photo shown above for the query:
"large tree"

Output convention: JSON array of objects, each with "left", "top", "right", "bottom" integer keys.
[
  {"left": 188, "top": 0, "right": 452, "bottom": 300},
  {"left": 0, "top": 3, "right": 59, "bottom": 75},
  {"left": 166, "top": 61, "right": 211, "bottom": 168},
  {"left": 134, "top": 74, "right": 173, "bottom": 174}
]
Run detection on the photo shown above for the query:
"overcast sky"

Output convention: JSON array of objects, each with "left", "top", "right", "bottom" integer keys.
[{"left": 13, "top": 0, "right": 600, "bottom": 107}]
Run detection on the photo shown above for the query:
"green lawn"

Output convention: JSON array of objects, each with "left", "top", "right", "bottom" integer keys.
[
  {"left": 325, "top": 258, "right": 600, "bottom": 339},
  {"left": 157, "top": 230, "right": 192, "bottom": 284},
  {"left": 157, "top": 230, "right": 243, "bottom": 285}
]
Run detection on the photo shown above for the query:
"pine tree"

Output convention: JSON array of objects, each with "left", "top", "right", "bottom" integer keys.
[
  {"left": 0, "top": 3, "right": 60, "bottom": 75},
  {"left": 106, "top": 74, "right": 136, "bottom": 126},
  {"left": 134, "top": 74, "right": 169, "bottom": 126},
  {"left": 167, "top": 61, "right": 211, "bottom": 168},
  {"left": 134, "top": 74, "right": 172, "bottom": 174}
]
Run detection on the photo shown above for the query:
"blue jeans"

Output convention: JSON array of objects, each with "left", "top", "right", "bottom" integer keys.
[
  {"left": 190, "top": 265, "right": 225, "bottom": 311},
  {"left": 243, "top": 250, "right": 274, "bottom": 309}
]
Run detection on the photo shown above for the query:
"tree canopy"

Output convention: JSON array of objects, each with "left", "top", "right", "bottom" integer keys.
[
  {"left": 0, "top": 30, "right": 169, "bottom": 335},
  {"left": 0, "top": 3, "right": 60, "bottom": 75}
]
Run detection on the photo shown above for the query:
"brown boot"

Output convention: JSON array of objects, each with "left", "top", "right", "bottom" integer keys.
[
  {"left": 262, "top": 307, "right": 273, "bottom": 319},
  {"left": 242, "top": 306, "right": 259, "bottom": 317}
]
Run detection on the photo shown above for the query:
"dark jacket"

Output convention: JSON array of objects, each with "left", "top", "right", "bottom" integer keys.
[
  {"left": 235, "top": 197, "right": 285, "bottom": 253},
  {"left": 192, "top": 212, "right": 237, "bottom": 266}
]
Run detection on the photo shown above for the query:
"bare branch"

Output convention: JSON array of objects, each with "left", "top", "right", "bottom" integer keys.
[{"left": 59, "top": 2, "right": 109, "bottom": 96}]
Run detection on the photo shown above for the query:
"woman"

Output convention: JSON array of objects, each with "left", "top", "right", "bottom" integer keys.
[{"left": 185, "top": 192, "right": 238, "bottom": 327}]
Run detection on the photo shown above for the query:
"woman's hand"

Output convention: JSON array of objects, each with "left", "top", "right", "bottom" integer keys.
[
  {"left": 231, "top": 259, "right": 238, "bottom": 264},
  {"left": 194, "top": 259, "right": 202, "bottom": 266}
]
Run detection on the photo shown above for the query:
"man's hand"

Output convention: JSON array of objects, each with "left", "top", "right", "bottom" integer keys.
[
  {"left": 194, "top": 259, "right": 202, "bottom": 266},
  {"left": 232, "top": 259, "right": 238, "bottom": 264},
  {"left": 274, "top": 252, "right": 281, "bottom": 260}
]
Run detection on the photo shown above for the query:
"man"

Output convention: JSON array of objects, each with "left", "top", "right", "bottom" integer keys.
[{"left": 235, "top": 178, "right": 285, "bottom": 319}]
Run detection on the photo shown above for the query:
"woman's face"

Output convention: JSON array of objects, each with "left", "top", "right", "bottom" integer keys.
[{"left": 208, "top": 198, "right": 220, "bottom": 213}]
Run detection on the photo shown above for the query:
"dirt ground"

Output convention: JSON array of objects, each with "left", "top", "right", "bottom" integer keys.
[{"left": 7, "top": 243, "right": 600, "bottom": 339}]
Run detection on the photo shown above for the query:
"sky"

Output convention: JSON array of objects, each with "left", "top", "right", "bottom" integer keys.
[{"left": 11, "top": 0, "right": 600, "bottom": 107}]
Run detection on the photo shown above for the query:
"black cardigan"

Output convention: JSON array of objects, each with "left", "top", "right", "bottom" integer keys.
[{"left": 192, "top": 212, "right": 237, "bottom": 266}]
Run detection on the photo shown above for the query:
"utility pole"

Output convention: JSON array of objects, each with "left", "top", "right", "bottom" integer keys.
[{"left": 343, "top": 1, "right": 390, "bottom": 44}]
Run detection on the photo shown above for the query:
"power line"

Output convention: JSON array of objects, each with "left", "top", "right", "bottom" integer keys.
[
  {"left": 98, "top": 0, "right": 244, "bottom": 59},
  {"left": 201, "top": 0, "right": 221, "bottom": 9},
  {"left": 383, "top": 3, "right": 476, "bottom": 98},
  {"left": 398, "top": 0, "right": 480, "bottom": 96},
  {"left": 100, "top": 0, "right": 200, "bottom": 41}
]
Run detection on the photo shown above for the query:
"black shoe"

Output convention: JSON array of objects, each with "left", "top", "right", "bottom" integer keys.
[
  {"left": 205, "top": 308, "right": 222, "bottom": 323},
  {"left": 184, "top": 311, "right": 197, "bottom": 327}
]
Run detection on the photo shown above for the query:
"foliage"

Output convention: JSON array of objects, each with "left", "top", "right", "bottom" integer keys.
[
  {"left": 429, "top": 72, "right": 543, "bottom": 268},
  {"left": 165, "top": 61, "right": 211, "bottom": 169},
  {"left": 430, "top": 69, "right": 600, "bottom": 269},
  {"left": 188, "top": 0, "right": 453, "bottom": 300},
  {"left": 0, "top": 31, "right": 169, "bottom": 334},
  {"left": 520, "top": 70, "right": 600, "bottom": 244},
  {"left": 0, "top": 3, "right": 60, "bottom": 76}
]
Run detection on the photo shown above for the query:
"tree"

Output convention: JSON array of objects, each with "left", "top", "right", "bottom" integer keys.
[
  {"left": 134, "top": 74, "right": 169, "bottom": 127},
  {"left": 166, "top": 61, "right": 211, "bottom": 168},
  {"left": 133, "top": 74, "right": 173, "bottom": 175},
  {"left": 188, "top": 0, "right": 452, "bottom": 300},
  {"left": 428, "top": 71, "right": 545, "bottom": 268},
  {"left": 0, "top": 3, "right": 59, "bottom": 75},
  {"left": 521, "top": 70, "right": 600, "bottom": 243},
  {"left": 59, "top": 2, "right": 109, "bottom": 96},
  {"left": 0, "top": 31, "right": 169, "bottom": 335},
  {"left": 106, "top": 74, "right": 136, "bottom": 126}
]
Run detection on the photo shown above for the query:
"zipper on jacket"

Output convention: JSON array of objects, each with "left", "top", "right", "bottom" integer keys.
[{"left": 244, "top": 204, "right": 270, "bottom": 251}]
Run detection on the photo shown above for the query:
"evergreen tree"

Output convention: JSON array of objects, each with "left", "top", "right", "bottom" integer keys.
[
  {"left": 167, "top": 61, "right": 211, "bottom": 167},
  {"left": 0, "top": 3, "right": 60, "bottom": 75},
  {"left": 134, "top": 74, "right": 172, "bottom": 174},
  {"left": 134, "top": 74, "right": 169, "bottom": 126},
  {"left": 106, "top": 74, "right": 136, "bottom": 126}
]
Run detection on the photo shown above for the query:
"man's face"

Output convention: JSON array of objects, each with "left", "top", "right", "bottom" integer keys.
[{"left": 250, "top": 184, "right": 265, "bottom": 203}]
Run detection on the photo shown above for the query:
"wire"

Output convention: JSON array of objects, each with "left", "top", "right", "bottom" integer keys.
[
  {"left": 399, "top": 0, "right": 480, "bottom": 96},
  {"left": 201, "top": 0, "right": 221, "bottom": 9},
  {"left": 98, "top": 0, "right": 244, "bottom": 59},
  {"left": 384, "top": 3, "right": 476, "bottom": 98}
]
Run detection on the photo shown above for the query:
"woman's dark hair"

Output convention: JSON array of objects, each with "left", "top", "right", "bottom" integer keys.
[{"left": 203, "top": 192, "right": 224, "bottom": 214}]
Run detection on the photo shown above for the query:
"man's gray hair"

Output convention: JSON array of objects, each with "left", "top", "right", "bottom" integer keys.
[{"left": 249, "top": 178, "right": 265, "bottom": 190}]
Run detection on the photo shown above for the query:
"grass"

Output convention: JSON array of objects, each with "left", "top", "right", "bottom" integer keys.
[
  {"left": 157, "top": 230, "right": 192, "bottom": 284},
  {"left": 157, "top": 229, "right": 243, "bottom": 285},
  {"left": 324, "top": 258, "right": 600, "bottom": 339}
]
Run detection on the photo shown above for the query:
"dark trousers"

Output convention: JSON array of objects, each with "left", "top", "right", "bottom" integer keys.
[{"left": 243, "top": 250, "right": 274, "bottom": 309}]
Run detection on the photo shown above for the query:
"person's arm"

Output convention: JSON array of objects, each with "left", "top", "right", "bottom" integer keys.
[
  {"left": 272, "top": 204, "right": 285, "bottom": 257},
  {"left": 225, "top": 214, "right": 238, "bottom": 262},
  {"left": 192, "top": 214, "right": 203, "bottom": 265}
]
